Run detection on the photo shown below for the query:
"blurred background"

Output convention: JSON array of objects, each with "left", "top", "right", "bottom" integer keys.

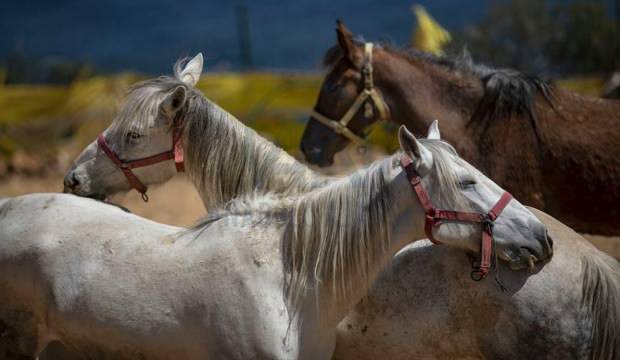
[{"left": 1, "top": 0, "right": 619, "bottom": 255}]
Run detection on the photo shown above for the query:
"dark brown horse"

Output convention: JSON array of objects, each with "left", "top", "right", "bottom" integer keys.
[{"left": 300, "top": 21, "right": 620, "bottom": 235}]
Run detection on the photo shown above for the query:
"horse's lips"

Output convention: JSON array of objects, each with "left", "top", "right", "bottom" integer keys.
[{"left": 504, "top": 247, "right": 541, "bottom": 271}]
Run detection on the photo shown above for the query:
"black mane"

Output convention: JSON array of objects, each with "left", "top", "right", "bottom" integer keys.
[{"left": 322, "top": 42, "right": 554, "bottom": 139}]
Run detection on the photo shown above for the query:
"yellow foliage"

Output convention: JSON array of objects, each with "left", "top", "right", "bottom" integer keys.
[
  {"left": 411, "top": 4, "right": 451, "bottom": 56},
  {"left": 0, "top": 85, "right": 69, "bottom": 125},
  {"left": 556, "top": 76, "right": 605, "bottom": 97},
  {"left": 0, "top": 72, "right": 407, "bottom": 160}
]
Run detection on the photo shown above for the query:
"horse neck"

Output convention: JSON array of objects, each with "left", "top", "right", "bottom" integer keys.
[
  {"left": 374, "top": 50, "right": 484, "bottom": 162},
  {"left": 183, "top": 97, "right": 329, "bottom": 210},
  {"left": 284, "top": 157, "right": 425, "bottom": 326}
]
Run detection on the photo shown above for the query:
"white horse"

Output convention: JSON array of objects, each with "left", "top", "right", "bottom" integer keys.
[
  {"left": 64, "top": 53, "right": 329, "bottom": 209},
  {"left": 64, "top": 54, "right": 617, "bottom": 359},
  {"left": 1, "top": 127, "right": 551, "bottom": 359}
]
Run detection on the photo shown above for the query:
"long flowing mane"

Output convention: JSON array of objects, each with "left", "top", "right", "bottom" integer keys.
[
  {"left": 183, "top": 92, "right": 328, "bottom": 206},
  {"left": 108, "top": 65, "right": 329, "bottom": 209},
  {"left": 282, "top": 158, "right": 394, "bottom": 315},
  {"left": 193, "top": 140, "right": 470, "bottom": 319},
  {"left": 323, "top": 42, "right": 554, "bottom": 139},
  {"left": 580, "top": 251, "right": 620, "bottom": 360},
  {"left": 284, "top": 140, "right": 471, "bottom": 316}
]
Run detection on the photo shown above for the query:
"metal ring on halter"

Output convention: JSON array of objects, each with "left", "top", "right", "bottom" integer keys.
[{"left": 470, "top": 270, "right": 484, "bottom": 282}]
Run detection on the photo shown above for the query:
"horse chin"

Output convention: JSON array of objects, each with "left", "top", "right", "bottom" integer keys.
[{"left": 506, "top": 247, "right": 541, "bottom": 271}]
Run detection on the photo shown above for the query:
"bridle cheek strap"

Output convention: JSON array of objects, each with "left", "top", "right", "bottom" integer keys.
[
  {"left": 96, "top": 126, "right": 184, "bottom": 201},
  {"left": 400, "top": 156, "right": 513, "bottom": 280},
  {"left": 310, "top": 42, "right": 390, "bottom": 145}
]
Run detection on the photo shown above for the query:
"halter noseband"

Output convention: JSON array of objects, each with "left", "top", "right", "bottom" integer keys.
[
  {"left": 97, "top": 123, "right": 185, "bottom": 202},
  {"left": 400, "top": 155, "right": 513, "bottom": 280},
  {"left": 311, "top": 42, "right": 390, "bottom": 145}
]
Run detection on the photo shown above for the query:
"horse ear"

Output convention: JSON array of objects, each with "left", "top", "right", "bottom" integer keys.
[
  {"left": 161, "top": 86, "right": 187, "bottom": 119},
  {"left": 399, "top": 125, "right": 433, "bottom": 173},
  {"left": 426, "top": 120, "right": 441, "bottom": 140},
  {"left": 180, "top": 53, "right": 203, "bottom": 86},
  {"left": 336, "top": 20, "right": 363, "bottom": 68}
]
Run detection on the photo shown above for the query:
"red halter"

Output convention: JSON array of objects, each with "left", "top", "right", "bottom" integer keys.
[
  {"left": 97, "top": 125, "right": 184, "bottom": 202},
  {"left": 400, "top": 155, "right": 513, "bottom": 280}
]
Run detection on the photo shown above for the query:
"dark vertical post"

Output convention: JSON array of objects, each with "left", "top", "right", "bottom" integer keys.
[{"left": 235, "top": 4, "right": 253, "bottom": 70}]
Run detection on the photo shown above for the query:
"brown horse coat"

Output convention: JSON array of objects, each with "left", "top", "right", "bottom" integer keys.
[{"left": 301, "top": 22, "right": 620, "bottom": 235}]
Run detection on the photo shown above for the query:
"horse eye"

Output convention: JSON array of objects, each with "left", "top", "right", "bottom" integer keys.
[
  {"left": 326, "top": 82, "right": 340, "bottom": 93},
  {"left": 460, "top": 179, "right": 477, "bottom": 188},
  {"left": 127, "top": 131, "right": 143, "bottom": 140}
]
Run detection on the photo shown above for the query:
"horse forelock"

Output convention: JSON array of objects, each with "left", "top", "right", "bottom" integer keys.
[
  {"left": 109, "top": 76, "right": 188, "bottom": 147},
  {"left": 581, "top": 252, "right": 620, "bottom": 360},
  {"left": 419, "top": 139, "right": 472, "bottom": 211},
  {"left": 321, "top": 36, "right": 371, "bottom": 68},
  {"left": 322, "top": 44, "right": 343, "bottom": 68}
]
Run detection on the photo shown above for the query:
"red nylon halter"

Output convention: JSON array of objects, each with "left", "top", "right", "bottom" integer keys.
[
  {"left": 400, "top": 155, "right": 513, "bottom": 280},
  {"left": 97, "top": 125, "right": 184, "bottom": 201}
]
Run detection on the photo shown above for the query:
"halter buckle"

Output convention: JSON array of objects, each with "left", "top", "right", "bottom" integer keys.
[{"left": 362, "top": 63, "right": 372, "bottom": 76}]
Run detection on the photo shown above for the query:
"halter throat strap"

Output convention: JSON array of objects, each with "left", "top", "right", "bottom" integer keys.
[
  {"left": 310, "top": 42, "right": 389, "bottom": 144},
  {"left": 97, "top": 123, "right": 184, "bottom": 201},
  {"left": 400, "top": 155, "right": 513, "bottom": 280}
]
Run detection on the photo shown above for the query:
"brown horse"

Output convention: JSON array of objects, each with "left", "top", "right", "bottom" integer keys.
[{"left": 300, "top": 21, "right": 620, "bottom": 236}]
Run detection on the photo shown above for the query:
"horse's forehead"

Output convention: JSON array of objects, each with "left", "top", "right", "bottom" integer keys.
[
  {"left": 112, "top": 85, "right": 166, "bottom": 128},
  {"left": 128, "top": 84, "right": 164, "bottom": 103},
  {"left": 433, "top": 146, "right": 463, "bottom": 170}
]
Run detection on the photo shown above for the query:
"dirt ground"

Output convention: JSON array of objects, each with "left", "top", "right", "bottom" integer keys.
[{"left": 1, "top": 166, "right": 618, "bottom": 260}]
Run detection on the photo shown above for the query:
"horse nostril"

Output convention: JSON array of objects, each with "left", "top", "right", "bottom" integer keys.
[
  {"left": 546, "top": 231, "right": 553, "bottom": 247},
  {"left": 302, "top": 146, "right": 322, "bottom": 161},
  {"left": 63, "top": 172, "right": 80, "bottom": 190},
  {"left": 545, "top": 231, "right": 554, "bottom": 257},
  {"left": 311, "top": 147, "right": 322, "bottom": 155}
]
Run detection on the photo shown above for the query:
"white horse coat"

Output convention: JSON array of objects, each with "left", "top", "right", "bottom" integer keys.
[{"left": 3, "top": 129, "right": 552, "bottom": 359}]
